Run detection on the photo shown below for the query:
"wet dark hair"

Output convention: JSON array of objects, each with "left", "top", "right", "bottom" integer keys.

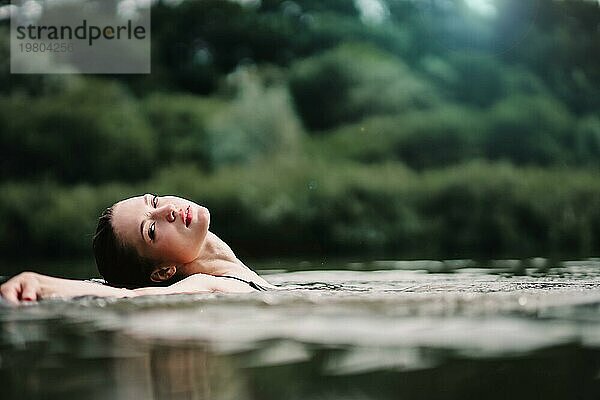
[{"left": 92, "top": 206, "right": 170, "bottom": 288}]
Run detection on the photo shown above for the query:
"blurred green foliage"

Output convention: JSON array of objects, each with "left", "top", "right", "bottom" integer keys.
[
  {"left": 0, "top": 0, "right": 599, "bottom": 261},
  {"left": 289, "top": 43, "right": 439, "bottom": 130},
  {"left": 1, "top": 161, "right": 600, "bottom": 260},
  {"left": 0, "top": 79, "right": 155, "bottom": 183},
  {"left": 142, "top": 93, "right": 221, "bottom": 170}
]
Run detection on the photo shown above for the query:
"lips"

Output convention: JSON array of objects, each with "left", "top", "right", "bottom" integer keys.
[{"left": 185, "top": 206, "right": 192, "bottom": 227}]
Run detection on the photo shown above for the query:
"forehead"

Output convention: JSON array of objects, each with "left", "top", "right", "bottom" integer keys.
[{"left": 111, "top": 195, "right": 146, "bottom": 247}]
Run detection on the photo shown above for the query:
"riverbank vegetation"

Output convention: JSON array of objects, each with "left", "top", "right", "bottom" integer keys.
[{"left": 0, "top": 0, "right": 598, "bottom": 261}]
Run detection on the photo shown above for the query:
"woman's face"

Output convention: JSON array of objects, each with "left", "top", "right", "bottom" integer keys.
[{"left": 111, "top": 194, "right": 210, "bottom": 266}]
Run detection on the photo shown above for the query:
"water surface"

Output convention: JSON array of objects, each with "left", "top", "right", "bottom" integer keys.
[{"left": 1, "top": 260, "right": 599, "bottom": 400}]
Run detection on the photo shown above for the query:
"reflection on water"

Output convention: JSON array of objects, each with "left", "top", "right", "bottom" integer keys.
[{"left": 1, "top": 261, "right": 600, "bottom": 400}]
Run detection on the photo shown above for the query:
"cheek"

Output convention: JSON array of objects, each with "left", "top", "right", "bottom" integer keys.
[
  {"left": 183, "top": 233, "right": 204, "bottom": 260},
  {"left": 159, "top": 229, "right": 201, "bottom": 264}
]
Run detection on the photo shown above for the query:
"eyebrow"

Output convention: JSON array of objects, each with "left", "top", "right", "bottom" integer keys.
[{"left": 139, "top": 194, "right": 148, "bottom": 242}]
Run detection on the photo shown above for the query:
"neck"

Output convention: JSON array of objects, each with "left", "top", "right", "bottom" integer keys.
[
  {"left": 196, "top": 231, "right": 241, "bottom": 271},
  {"left": 177, "top": 231, "right": 274, "bottom": 288}
]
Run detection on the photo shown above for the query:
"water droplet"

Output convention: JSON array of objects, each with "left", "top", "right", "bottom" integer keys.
[{"left": 518, "top": 297, "right": 528, "bottom": 306}]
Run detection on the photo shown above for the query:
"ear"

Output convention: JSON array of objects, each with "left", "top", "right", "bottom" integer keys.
[{"left": 150, "top": 265, "right": 177, "bottom": 283}]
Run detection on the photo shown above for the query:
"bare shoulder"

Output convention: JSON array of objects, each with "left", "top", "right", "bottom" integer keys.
[{"left": 169, "top": 273, "right": 256, "bottom": 294}]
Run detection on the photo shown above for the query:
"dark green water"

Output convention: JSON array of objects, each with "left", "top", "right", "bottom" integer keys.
[{"left": 1, "top": 260, "right": 600, "bottom": 400}]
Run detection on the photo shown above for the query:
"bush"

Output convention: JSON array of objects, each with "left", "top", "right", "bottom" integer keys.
[
  {"left": 423, "top": 52, "right": 551, "bottom": 108},
  {"left": 204, "top": 66, "right": 304, "bottom": 168},
  {"left": 289, "top": 42, "right": 439, "bottom": 131},
  {"left": 0, "top": 181, "right": 136, "bottom": 258},
  {"left": 0, "top": 79, "right": 156, "bottom": 183},
  {"left": 315, "top": 106, "right": 485, "bottom": 169},
  {"left": 572, "top": 115, "right": 600, "bottom": 166},
  {"left": 142, "top": 93, "right": 224, "bottom": 170},
  {"left": 484, "top": 95, "right": 574, "bottom": 165}
]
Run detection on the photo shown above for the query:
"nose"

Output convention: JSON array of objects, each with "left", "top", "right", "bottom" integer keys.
[{"left": 151, "top": 204, "right": 177, "bottom": 223}]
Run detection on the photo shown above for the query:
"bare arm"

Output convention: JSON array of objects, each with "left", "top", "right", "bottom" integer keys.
[
  {"left": 0, "top": 272, "right": 132, "bottom": 304},
  {"left": 0, "top": 272, "right": 255, "bottom": 305}
]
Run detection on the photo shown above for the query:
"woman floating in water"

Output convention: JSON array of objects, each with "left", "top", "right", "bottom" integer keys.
[{"left": 1, "top": 194, "right": 275, "bottom": 305}]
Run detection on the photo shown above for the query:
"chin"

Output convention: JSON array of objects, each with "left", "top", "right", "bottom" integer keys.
[
  {"left": 201, "top": 206, "right": 210, "bottom": 224},
  {"left": 196, "top": 205, "right": 210, "bottom": 232}
]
